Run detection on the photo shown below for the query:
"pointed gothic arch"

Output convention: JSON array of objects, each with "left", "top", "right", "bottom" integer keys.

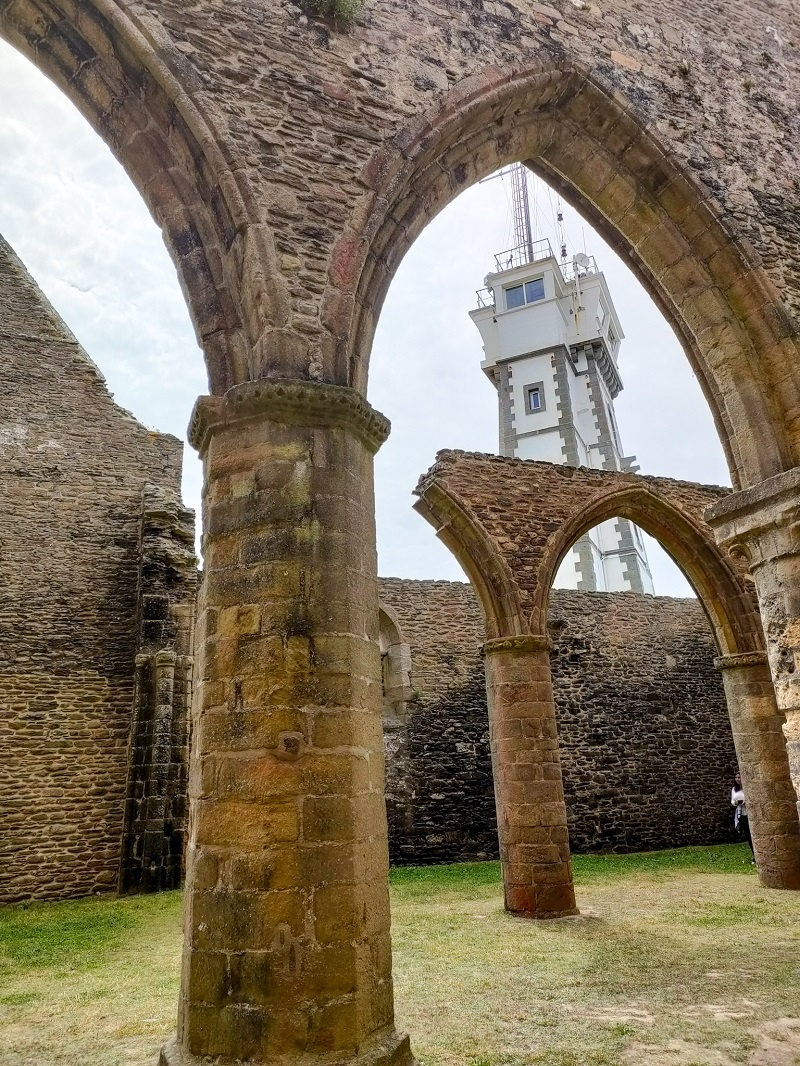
[
  {"left": 413, "top": 478, "right": 524, "bottom": 641},
  {"left": 414, "top": 450, "right": 800, "bottom": 894},
  {"left": 338, "top": 62, "right": 799, "bottom": 489},
  {"left": 0, "top": 0, "right": 286, "bottom": 393},
  {"left": 536, "top": 485, "right": 762, "bottom": 660},
  {"left": 415, "top": 452, "right": 760, "bottom": 657}
]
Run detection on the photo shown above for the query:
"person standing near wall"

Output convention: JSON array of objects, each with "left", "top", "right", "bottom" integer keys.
[{"left": 731, "top": 772, "right": 754, "bottom": 860}]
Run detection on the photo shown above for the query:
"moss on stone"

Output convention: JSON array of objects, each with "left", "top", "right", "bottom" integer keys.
[{"left": 302, "top": 0, "right": 366, "bottom": 27}]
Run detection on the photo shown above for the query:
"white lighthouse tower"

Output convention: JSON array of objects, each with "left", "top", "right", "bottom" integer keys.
[{"left": 470, "top": 166, "right": 654, "bottom": 594}]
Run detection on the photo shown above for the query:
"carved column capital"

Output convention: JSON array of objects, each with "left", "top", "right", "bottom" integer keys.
[
  {"left": 483, "top": 633, "right": 552, "bottom": 655},
  {"left": 706, "top": 466, "right": 800, "bottom": 567},
  {"left": 714, "top": 652, "right": 769, "bottom": 671},
  {"left": 188, "top": 379, "right": 391, "bottom": 457}
]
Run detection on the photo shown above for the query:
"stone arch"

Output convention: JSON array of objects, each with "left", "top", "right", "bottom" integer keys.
[
  {"left": 415, "top": 454, "right": 758, "bottom": 652},
  {"left": 413, "top": 479, "right": 525, "bottom": 641},
  {"left": 0, "top": 0, "right": 286, "bottom": 393},
  {"left": 378, "top": 600, "right": 413, "bottom": 852},
  {"left": 378, "top": 600, "right": 404, "bottom": 652},
  {"left": 534, "top": 485, "right": 763, "bottom": 660},
  {"left": 415, "top": 451, "right": 800, "bottom": 892},
  {"left": 378, "top": 601, "right": 412, "bottom": 707},
  {"left": 339, "top": 61, "right": 799, "bottom": 488}
]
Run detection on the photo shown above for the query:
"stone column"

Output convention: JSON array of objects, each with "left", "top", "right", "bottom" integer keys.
[
  {"left": 708, "top": 468, "right": 800, "bottom": 819},
  {"left": 715, "top": 652, "right": 800, "bottom": 889},
  {"left": 142, "top": 649, "right": 177, "bottom": 891},
  {"left": 119, "top": 652, "right": 153, "bottom": 892},
  {"left": 160, "top": 381, "right": 413, "bottom": 1066},
  {"left": 168, "top": 653, "right": 195, "bottom": 890},
  {"left": 483, "top": 634, "right": 578, "bottom": 919}
]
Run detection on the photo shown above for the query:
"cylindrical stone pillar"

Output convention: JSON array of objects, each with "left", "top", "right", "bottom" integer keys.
[
  {"left": 716, "top": 652, "right": 800, "bottom": 889},
  {"left": 708, "top": 468, "right": 800, "bottom": 822},
  {"left": 160, "top": 381, "right": 413, "bottom": 1066},
  {"left": 483, "top": 634, "right": 578, "bottom": 919}
]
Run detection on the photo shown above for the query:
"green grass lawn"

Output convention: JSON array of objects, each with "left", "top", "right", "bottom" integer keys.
[{"left": 2, "top": 846, "right": 799, "bottom": 1066}]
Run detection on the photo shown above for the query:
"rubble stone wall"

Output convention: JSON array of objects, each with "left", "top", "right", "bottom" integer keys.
[
  {"left": 378, "top": 578, "right": 739, "bottom": 864},
  {"left": 0, "top": 235, "right": 188, "bottom": 902}
]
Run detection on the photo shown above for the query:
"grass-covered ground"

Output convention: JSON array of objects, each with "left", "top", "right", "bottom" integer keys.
[{"left": 2, "top": 846, "right": 799, "bottom": 1065}]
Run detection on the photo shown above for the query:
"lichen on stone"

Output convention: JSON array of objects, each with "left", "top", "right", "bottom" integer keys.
[{"left": 301, "top": 0, "right": 366, "bottom": 27}]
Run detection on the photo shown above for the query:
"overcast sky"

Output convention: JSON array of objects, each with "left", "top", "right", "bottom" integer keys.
[{"left": 0, "top": 40, "right": 730, "bottom": 597}]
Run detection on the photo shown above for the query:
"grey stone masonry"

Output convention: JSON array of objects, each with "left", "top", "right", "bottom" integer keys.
[{"left": 378, "top": 579, "right": 739, "bottom": 864}]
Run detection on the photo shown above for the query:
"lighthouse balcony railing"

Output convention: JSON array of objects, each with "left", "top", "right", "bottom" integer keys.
[
  {"left": 477, "top": 244, "right": 600, "bottom": 307},
  {"left": 493, "top": 237, "right": 555, "bottom": 274},
  {"left": 562, "top": 255, "right": 599, "bottom": 281},
  {"left": 490, "top": 241, "right": 600, "bottom": 282}
]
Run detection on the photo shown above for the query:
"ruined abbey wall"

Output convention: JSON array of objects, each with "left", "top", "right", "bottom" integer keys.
[
  {"left": 2, "top": 3, "right": 800, "bottom": 1060},
  {"left": 379, "top": 578, "right": 738, "bottom": 865},
  {"left": 0, "top": 236, "right": 194, "bottom": 903}
]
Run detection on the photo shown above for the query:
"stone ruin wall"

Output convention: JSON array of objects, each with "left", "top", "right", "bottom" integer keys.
[
  {"left": 379, "top": 578, "right": 739, "bottom": 865},
  {"left": 0, "top": 226, "right": 748, "bottom": 900},
  {"left": 0, "top": 235, "right": 195, "bottom": 903}
]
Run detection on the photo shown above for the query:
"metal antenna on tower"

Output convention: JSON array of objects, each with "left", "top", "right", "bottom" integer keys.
[
  {"left": 556, "top": 196, "right": 568, "bottom": 262},
  {"left": 510, "top": 163, "right": 534, "bottom": 264}
]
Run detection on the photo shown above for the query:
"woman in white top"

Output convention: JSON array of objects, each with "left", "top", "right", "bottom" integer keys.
[{"left": 731, "top": 771, "right": 754, "bottom": 858}]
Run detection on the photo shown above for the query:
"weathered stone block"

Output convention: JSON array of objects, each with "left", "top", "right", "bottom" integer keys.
[
  {"left": 194, "top": 800, "right": 300, "bottom": 848},
  {"left": 303, "top": 796, "right": 356, "bottom": 842}
]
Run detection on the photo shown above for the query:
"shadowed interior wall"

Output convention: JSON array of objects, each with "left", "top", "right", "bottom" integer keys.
[
  {"left": 119, "top": 487, "right": 198, "bottom": 895},
  {"left": 378, "top": 578, "right": 739, "bottom": 864},
  {"left": 0, "top": 235, "right": 187, "bottom": 903}
]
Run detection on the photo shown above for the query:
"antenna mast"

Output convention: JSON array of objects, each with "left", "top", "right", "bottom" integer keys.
[
  {"left": 556, "top": 196, "right": 568, "bottom": 263},
  {"left": 510, "top": 163, "right": 534, "bottom": 264}
]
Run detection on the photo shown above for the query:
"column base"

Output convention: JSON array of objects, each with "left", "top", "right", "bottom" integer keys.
[
  {"left": 159, "top": 1031, "right": 415, "bottom": 1066},
  {"left": 505, "top": 884, "right": 579, "bottom": 919},
  {"left": 757, "top": 866, "right": 800, "bottom": 891},
  {"left": 507, "top": 905, "right": 581, "bottom": 920}
]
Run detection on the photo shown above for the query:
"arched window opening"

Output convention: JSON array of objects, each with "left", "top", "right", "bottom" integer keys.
[{"left": 378, "top": 603, "right": 412, "bottom": 715}]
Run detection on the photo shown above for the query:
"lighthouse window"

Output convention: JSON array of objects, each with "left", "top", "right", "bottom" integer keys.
[
  {"left": 504, "top": 278, "right": 545, "bottom": 310},
  {"left": 525, "top": 383, "right": 545, "bottom": 414},
  {"left": 525, "top": 278, "right": 545, "bottom": 303},
  {"left": 505, "top": 284, "right": 525, "bottom": 309}
]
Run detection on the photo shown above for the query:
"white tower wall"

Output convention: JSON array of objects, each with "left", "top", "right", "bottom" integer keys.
[{"left": 471, "top": 243, "right": 654, "bottom": 595}]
